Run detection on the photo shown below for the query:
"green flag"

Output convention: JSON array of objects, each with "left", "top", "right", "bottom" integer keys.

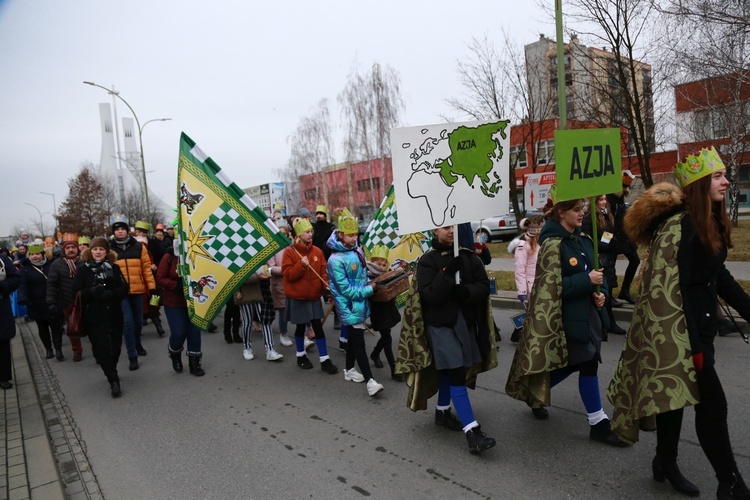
[{"left": 176, "top": 132, "right": 290, "bottom": 329}]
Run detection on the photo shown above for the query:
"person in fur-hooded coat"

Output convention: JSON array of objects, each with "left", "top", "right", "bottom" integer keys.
[{"left": 607, "top": 175, "right": 750, "bottom": 497}]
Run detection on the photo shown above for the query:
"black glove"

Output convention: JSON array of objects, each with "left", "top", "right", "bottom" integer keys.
[
  {"left": 453, "top": 284, "right": 471, "bottom": 302},
  {"left": 92, "top": 285, "right": 106, "bottom": 299},
  {"left": 444, "top": 256, "right": 462, "bottom": 275},
  {"left": 148, "top": 289, "right": 157, "bottom": 298}
]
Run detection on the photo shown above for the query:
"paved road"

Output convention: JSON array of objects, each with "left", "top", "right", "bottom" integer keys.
[
  {"left": 486, "top": 255, "right": 750, "bottom": 281},
  {"left": 24, "top": 307, "right": 750, "bottom": 499}
]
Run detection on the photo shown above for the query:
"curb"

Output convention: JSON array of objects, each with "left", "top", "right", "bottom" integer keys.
[{"left": 17, "top": 321, "right": 104, "bottom": 499}]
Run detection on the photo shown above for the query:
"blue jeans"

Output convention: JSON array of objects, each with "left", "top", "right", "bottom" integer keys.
[
  {"left": 164, "top": 306, "right": 201, "bottom": 353},
  {"left": 121, "top": 294, "right": 144, "bottom": 359}
]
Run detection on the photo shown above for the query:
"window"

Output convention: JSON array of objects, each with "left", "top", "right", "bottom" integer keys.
[
  {"left": 303, "top": 188, "right": 319, "bottom": 200},
  {"left": 510, "top": 145, "right": 528, "bottom": 168},
  {"left": 356, "top": 177, "right": 381, "bottom": 191},
  {"left": 536, "top": 139, "right": 555, "bottom": 166}
]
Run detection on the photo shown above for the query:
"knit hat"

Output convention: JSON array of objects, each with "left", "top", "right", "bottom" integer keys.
[
  {"left": 61, "top": 233, "right": 79, "bottom": 249},
  {"left": 674, "top": 146, "right": 726, "bottom": 188},
  {"left": 315, "top": 205, "right": 327, "bottom": 216},
  {"left": 293, "top": 217, "right": 313, "bottom": 235},
  {"left": 89, "top": 237, "right": 110, "bottom": 252},
  {"left": 298, "top": 207, "right": 311, "bottom": 218},
  {"left": 27, "top": 243, "right": 44, "bottom": 254},
  {"left": 134, "top": 220, "right": 151, "bottom": 232},
  {"left": 111, "top": 214, "right": 129, "bottom": 231},
  {"left": 337, "top": 208, "right": 359, "bottom": 235},
  {"left": 78, "top": 236, "right": 90, "bottom": 245}
]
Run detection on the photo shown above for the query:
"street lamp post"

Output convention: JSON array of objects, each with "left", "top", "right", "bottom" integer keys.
[
  {"left": 25, "top": 203, "right": 45, "bottom": 237},
  {"left": 83, "top": 81, "right": 171, "bottom": 225},
  {"left": 39, "top": 191, "right": 57, "bottom": 235}
]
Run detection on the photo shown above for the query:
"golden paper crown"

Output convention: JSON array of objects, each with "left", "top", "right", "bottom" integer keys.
[
  {"left": 370, "top": 245, "right": 389, "bottom": 260},
  {"left": 61, "top": 233, "right": 79, "bottom": 247},
  {"left": 674, "top": 146, "right": 725, "bottom": 188},
  {"left": 293, "top": 217, "right": 313, "bottom": 235},
  {"left": 78, "top": 236, "right": 90, "bottom": 245},
  {"left": 134, "top": 220, "right": 151, "bottom": 232},
  {"left": 315, "top": 205, "right": 327, "bottom": 215},
  {"left": 27, "top": 243, "right": 44, "bottom": 254},
  {"left": 337, "top": 208, "right": 359, "bottom": 234}
]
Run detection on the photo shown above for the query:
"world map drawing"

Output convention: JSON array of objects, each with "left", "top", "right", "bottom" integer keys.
[{"left": 390, "top": 120, "right": 511, "bottom": 234}]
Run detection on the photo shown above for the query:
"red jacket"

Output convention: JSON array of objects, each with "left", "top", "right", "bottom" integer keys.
[
  {"left": 155, "top": 253, "right": 186, "bottom": 308},
  {"left": 282, "top": 239, "right": 327, "bottom": 300}
]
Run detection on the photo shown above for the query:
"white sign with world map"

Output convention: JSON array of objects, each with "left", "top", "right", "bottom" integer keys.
[{"left": 390, "top": 120, "right": 511, "bottom": 235}]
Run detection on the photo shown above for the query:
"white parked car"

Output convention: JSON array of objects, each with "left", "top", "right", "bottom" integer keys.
[{"left": 471, "top": 212, "right": 518, "bottom": 242}]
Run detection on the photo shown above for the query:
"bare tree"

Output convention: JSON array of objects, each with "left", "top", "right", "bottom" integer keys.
[
  {"left": 553, "top": 0, "right": 665, "bottom": 186},
  {"left": 658, "top": 0, "right": 750, "bottom": 223},
  {"left": 446, "top": 33, "right": 556, "bottom": 220},
  {"left": 279, "top": 99, "right": 336, "bottom": 214},
  {"left": 338, "top": 62, "right": 404, "bottom": 216}
]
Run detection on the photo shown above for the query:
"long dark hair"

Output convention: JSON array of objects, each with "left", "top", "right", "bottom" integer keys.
[
  {"left": 546, "top": 199, "right": 584, "bottom": 222},
  {"left": 683, "top": 175, "right": 732, "bottom": 255}
]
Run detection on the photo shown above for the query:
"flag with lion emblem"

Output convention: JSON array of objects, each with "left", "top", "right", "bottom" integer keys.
[{"left": 176, "top": 132, "right": 290, "bottom": 329}]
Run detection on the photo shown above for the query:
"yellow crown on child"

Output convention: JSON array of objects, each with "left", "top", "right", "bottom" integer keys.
[
  {"left": 134, "top": 220, "right": 151, "bottom": 232},
  {"left": 78, "top": 236, "right": 90, "bottom": 245},
  {"left": 674, "top": 146, "right": 726, "bottom": 188},
  {"left": 27, "top": 243, "right": 44, "bottom": 254},
  {"left": 337, "top": 208, "right": 359, "bottom": 235},
  {"left": 370, "top": 245, "right": 389, "bottom": 260},
  {"left": 293, "top": 217, "right": 313, "bottom": 235}
]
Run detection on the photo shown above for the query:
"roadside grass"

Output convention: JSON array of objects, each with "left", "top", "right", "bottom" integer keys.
[
  {"left": 488, "top": 220, "right": 749, "bottom": 262},
  {"left": 487, "top": 270, "right": 750, "bottom": 296}
]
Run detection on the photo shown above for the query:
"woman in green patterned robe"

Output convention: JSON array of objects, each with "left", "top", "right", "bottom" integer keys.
[
  {"left": 607, "top": 148, "right": 750, "bottom": 499},
  {"left": 505, "top": 197, "right": 626, "bottom": 447}
]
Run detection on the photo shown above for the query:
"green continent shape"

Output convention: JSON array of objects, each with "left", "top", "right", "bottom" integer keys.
[{"left": 437, "top": 122, "right": 508, "bottom": 191}]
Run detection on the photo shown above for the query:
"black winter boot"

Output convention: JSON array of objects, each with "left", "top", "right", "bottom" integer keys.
[
  {"left": 718, "top": 469, "right": 750, "bottom": 500},
  {"left": 232, "top": 331, "right": 242, "bottom": 343},
  {"left": 187, "top": 352, "right": 205, "bottom": 376},
  {"left": 153, "top": 316, "right": 165, "bottom": 337},
  {"left": 110, "top": 380, "right": 122, "bottom": 398},
  {"left": 45, "top": 348, "right": 55, "bottom": 359},
  {"left": 465, "top": 426, "right": 496, "bottom": 454},
  {"left": 589, "top": 418, "right": 628, "bottom": 447},
  {"left": 223, "top": 329, "right": 233, "bottom": 343},
  {"left": 652, "top": 455, "right": 699, "bottom": 496},
  {"left": 169, "top": 347, "right": 183, "bottom": 373}
]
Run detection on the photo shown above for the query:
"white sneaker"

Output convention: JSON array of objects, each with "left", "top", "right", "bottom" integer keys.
[
  {"left": 266, "top": 349, "right": 284, "bottom": 362},
  {"left": 367, "top": 378, "right": 384, "bottom": 396},
  {"left": 304, "top": 337, "right": 314, "bottom": 351},
  {"left": 344, "top": 368, "right": 365, "bottom": 383},
  {"left": 243, "top": 348, "right": 254, "bottom": 360},
  {"left": 279, "top": 334, "right": 293, "bottom": 347}
]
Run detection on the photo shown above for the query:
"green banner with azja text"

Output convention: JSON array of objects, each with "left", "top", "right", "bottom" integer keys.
[{"left": 554, "top": 128, "right": 622, "bottom": 202}]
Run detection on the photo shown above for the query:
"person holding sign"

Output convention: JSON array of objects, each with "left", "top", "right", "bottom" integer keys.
[
  {"left": 413, "top": 226, "right": 497, "bottom": 455},
  {"left": 506, "top": 188, "right": 627, "bottom": 447},
  {"left": 607, "top": 147, "right": 750, "bottom": 498},
  {"left": 582, "top": 195, "right": 627, "bottom": 337}
]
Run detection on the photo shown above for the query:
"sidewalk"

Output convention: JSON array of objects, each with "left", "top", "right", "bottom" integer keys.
[{"left": 2, "top": 321, "right": 102, "bottom": 500}]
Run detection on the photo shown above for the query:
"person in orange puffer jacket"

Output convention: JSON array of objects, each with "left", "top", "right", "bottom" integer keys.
[{"left": 110, "top": 216, "right": 156, "bottom": 371}]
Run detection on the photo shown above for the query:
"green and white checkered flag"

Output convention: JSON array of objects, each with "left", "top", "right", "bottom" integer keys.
[{"left": 177, "top": 132, "right": 291, "bottom": 330}]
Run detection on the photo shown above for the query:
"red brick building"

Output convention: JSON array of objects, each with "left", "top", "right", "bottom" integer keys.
[{"left": 298, "top": 158, "right": 393, "bottom": 220}]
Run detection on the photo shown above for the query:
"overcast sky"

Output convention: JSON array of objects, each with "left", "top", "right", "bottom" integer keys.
[{"left": 0, "top": 0, "right": 553, "bottom": 239}]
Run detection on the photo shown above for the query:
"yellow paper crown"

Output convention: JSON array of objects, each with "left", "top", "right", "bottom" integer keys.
[
  {"left": 370, "top": 245, "right": 389, "bottom": 260},
  {"left": 337, "top": 208, "right": 359, "bottom": 234},
  {"left": 315, "top": 205, "right": 327, "bottom": 215},
  {"left": 548, "top": 184, "right": 558, "bottom": 205},
  {"left": 27, "top": 243, "right": 44, "bottom": 254},
  {"left": 674, "top": 146, "right": 725, "bottom": 188},
  {"left": 134, "top": 220, "right": 151, "bottom": 232},
  {"left": 78, "top": 236, "right": 90, "bottom": 245},
  {"left": 293, "top": 217, "right": 313, "bottom": 235}
]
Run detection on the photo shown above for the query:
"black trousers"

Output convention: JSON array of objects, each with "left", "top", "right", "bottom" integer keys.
[
  {"left": 620, "top": 245, "right": 640, "bottom": 291},
  {"left": 655, "top": 365, "right": 736, "bottom": 483},
  {"left": 89, "top": 329, "right": 123, "bottom": 384},
  {"left": 373, "top": 328, "right": 396, "bottom": 369},
  {"left": 0, "top": 339, "right": 11, "bottom": 383},
  {"left": 223, "top": 301, "right": 241, "bottom": 335},
  {"left": 345, "top": 327, "right": 373, "bottom": 381}
]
